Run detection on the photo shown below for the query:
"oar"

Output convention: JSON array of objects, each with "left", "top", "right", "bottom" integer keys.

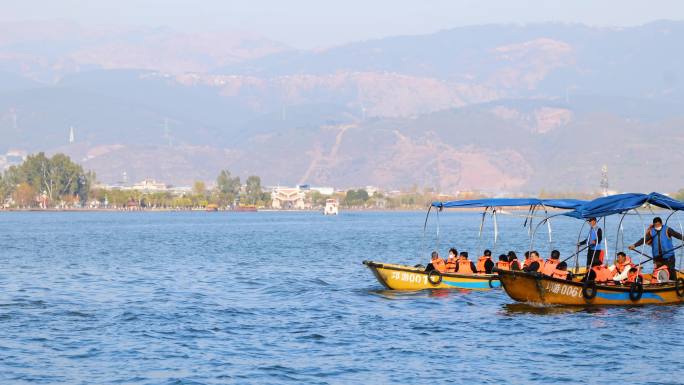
[
  {"left": 562, "top": 245, "right": 588, "bottom": 263},
  {"left": 631, "top": 244, "right": 684, "bottom": 266},
  {"left": 631, "top": 248, "right": 654, "bottom": 267}
]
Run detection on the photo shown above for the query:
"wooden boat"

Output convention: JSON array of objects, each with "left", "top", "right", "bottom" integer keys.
[
  {"left": 362, "top": 198, "right": 586, "bottom": 291},
  {"left": 497, "top": 269, "right": 684, "bottom": 305},
  {"left": 363, "top": 261, "right": 500, "bottom": 290}
]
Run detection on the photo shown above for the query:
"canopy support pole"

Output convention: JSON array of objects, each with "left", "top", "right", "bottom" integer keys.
[
  {"left": 574, "top": 221, "right": 587, "bottom": 274},
  {"left": 421, "top": 205, "right": 433, "bottom": 260}
]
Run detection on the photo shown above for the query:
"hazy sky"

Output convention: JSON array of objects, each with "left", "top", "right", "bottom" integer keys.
[{"left": 3, "top": 0, "right": 684, "bottom": 48}]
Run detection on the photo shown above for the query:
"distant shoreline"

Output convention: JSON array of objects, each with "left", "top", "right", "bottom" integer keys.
[{"left": 0, "top": 207, "right": 430, "bottom": 213}]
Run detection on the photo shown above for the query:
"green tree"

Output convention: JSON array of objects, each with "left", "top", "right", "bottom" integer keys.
[
  {"left": 344, "top": 189, "right": 370, "bottom": 207},
  {"left": 3, "top": 152, "right": 93, "bottom": 207},
  {"left": 245, "top": 175, "right": 262, "bottom": 205},
  {"left": 216, "top": 169, "right": 241, "bottom": 205}
]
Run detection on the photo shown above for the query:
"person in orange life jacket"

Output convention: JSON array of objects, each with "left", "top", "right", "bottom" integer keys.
[
  {"left": 551, "top": 261, "right": 573, "bottom": 281},
  {"left": 476, "top": 249, "right": 495, "bottom": 274},
  {"left": 427, "top": 251, "right": 446, "bottom": 273},
  {"left": 522, "top": 251, "right": 531, "bottom": 267},
  {"left": 578, "top": 217, "right": 604, "bottom": 266},
  {"left": 651, "top": 259, "right": 671, "bottom": 283},
  {"left": 522, "top": 251, "right": 544, "bottom": 272},
  {"left": 540, "top": 250, "right": 561, "bottom": 276},
  {"left": 444, "top": 248, "right": 458, "bottom": 273},
  {"left": 496, "top": 254, "right": 510, "bottom": 270},
  {"left": 629, "top": 217, "right": 683, "bottom": 281},
  {"left": 625, "top": 266, "right": 643, "bottom": 284},
  {"left": 608, "top": 252, "right": 634, "bottom": 282},
  {"left": 454, "top": 251, "right": 477, "bottom": 274},
  {"left": 585, "top": 258, "right": 613, "bottom": 283},
  {"left": 507, "top": 251, "right": 521, "bottom": 270}
]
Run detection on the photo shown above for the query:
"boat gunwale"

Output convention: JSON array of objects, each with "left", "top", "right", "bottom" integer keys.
[{"left": 363, "top": 260, "right": 499, "bottom": 281}]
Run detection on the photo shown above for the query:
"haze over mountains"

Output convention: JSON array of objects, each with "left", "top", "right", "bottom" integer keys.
[{"left": 1, "top": 20, "right": 683, "bottom": 193}]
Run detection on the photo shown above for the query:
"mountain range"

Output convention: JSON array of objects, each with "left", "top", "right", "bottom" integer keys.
[{"left": 1, "top": 20, "right": 683, "bottom": 193}]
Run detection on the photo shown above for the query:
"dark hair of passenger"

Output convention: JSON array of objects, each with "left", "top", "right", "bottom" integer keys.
[
  {"left": 557, "top": 261, "right": 568, "bottom": 270},
  {"left": 499, "top": 254, "right": 508, "bottom": 262},
  {"left": 460, "top": 251, "right": 468, "bottom": 259},
  {"left": 431, "top": 251, "right": 438, "bottom": 258},
  {"left": 508, "top": 251, "right": 517, "bottom": 260},
  {"left": 531, "top": 251, "right": 539, "bottom": 258},
  {"left": 653, "top": 217, "right": 663, "bottom": 224},
  {"left": 617, "top": 251, "right": 626, "bottom": 257},
  {"left": 449, "top": 247, "right": 458, "bottom": 256},
  {"left": 524, "top": 251, "right": 530, "bottom": 258},
  {"left": 484, "top": 249, "right": 491, "bottom": 256},
  {"left": 551, "top": 250, "right": 560, "bottom": 259}
]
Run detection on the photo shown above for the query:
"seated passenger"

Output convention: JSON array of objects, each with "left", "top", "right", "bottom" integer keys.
[
  {"left": 551, "top": 261, "right": 573, "bottom": 281},
  {"left": 540, "top": 250, "right": 561, "bottom": 276},
  {"left": 496, "top": 254, "right": 510, "bottom": 270},
  {"left": 587, "top": 259, "right": 613, "bottom": 283},
  {"left": 652, "top": 259, "right": 671, "bottom": 283},
  {"left": 609, "top": 252, "right": 634, "bottom": 282},
  {"left": 522, "top": 251, "right": 544, "bottom": 273},
  {"left": 454, "top": 252, "right": 477, "bottom": 274},
  {"left": 521, "top": 251, "right": 531, "bottom": 269},
  {"left": 625, "top": 266, "right": 643, "bottom": 283},
  {"left": 476, "top": 249, "right": 494, "bottom": 274},
  {"left": 445, "top": 248, "right": 458, "bottom": 273},
  {"left": 427, "top": 251, "right": 446, "bottom": 273},
  {"left": 507, "top": 251, "right": 521, "bottom": 270}
]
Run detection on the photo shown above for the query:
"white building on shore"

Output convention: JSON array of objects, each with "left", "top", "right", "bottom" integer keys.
[{"left": 271, "top": 186, "right": 310, "bottom": 209}]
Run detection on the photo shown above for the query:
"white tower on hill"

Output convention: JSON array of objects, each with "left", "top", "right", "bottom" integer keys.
[
  {"left": 69, "top": 126, "right": 75, "bottom": 144},
  {"left": 600, "top": 165, "right": 609, "bottom": 197}
]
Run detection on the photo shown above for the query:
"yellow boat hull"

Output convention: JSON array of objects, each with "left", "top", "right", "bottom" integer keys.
[
  {"left": 497, "top": 269, "right": 684, "bottom": 306},
  {"left": 363, "top": 261, "right": 500, "bottom": 290}
]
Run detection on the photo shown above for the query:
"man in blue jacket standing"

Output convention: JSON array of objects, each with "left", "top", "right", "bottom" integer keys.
[
  {"left": 629, "top": 217, "right": 683, "bottom": 280},
  {"left": 578, "top": 217, "right": 603, "bottom": 267}
]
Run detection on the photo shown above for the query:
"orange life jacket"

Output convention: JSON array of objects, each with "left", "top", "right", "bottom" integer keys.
[
  {"left": 432, "top": 258, "right": 446, "bottom": 273},
  {"left": 625, "top": 267, "right": 643, "bottom": 283},
  {"left": 652, "top": 265, "right": 670, "bottom": 283},
  {"left": 496, "top": 261, "right": 511, "bottom": 270},
  {"left": 457, "top": 259, "right": 474, "bottom": 275},
  {"left": 551, "top": 269, "right": 569, "bottom": 280},
  {"left": 523, "top": 257, "right": 544, "bottom": 272},
  {"left": 445, "top": 257, "right": 457, "bottom": 273},
  {"left": 476, "top": 256, "right": 492, "bottom": 273},
  {"left": 591, "top": 265, "right": 613, "bottom": 282},
  {"left": 540, "top": 259, "right": 560, "bottom": 276},
  {"left": 614, "top": 257, "right": 634, "bottom": 274}
]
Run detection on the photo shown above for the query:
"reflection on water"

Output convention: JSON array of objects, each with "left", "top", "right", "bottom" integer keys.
[{"left": 502, "top": 303, "right": 588, "bottom": 315}]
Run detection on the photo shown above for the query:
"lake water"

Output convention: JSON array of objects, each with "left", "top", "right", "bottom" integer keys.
[{"left": 1, "top": 211, "right": 683, "bottom": 384}]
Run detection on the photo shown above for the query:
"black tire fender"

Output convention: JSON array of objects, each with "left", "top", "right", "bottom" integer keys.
[
  {"left": 427, "top": 270, "right": 443, "bottom": 286},
  {"left": 629, "top": 282, "right": 644, "bottom": 302},
  {"left": 582, "top": 281, "right": 597, "bottom": 300},
  {"left": 676, "top": 278, "right": 684, "bottom": 297}
]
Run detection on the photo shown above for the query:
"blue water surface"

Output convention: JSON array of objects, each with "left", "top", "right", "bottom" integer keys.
[{"left": 0, "top": 211, "right": 682, "bottom": 385}]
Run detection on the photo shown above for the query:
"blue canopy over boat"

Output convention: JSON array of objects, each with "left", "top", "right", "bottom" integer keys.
[
  {"left": 431, "top": 198, "right": 586, "bottom": 210},
  {"left": 565, "top": 192, "right": 684, "bottom": 219}
]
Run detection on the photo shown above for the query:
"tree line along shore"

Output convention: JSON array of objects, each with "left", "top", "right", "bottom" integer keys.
[{"left": 2, "top": 152, "right": 683, "bottom": 211}]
